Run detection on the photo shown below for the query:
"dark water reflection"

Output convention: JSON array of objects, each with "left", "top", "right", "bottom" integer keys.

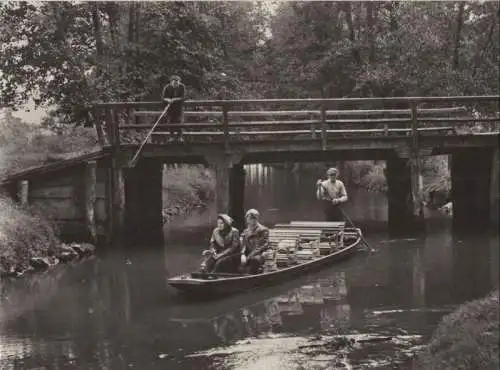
[{"left": 1, "top": 164, "right": 498, "bottom": 369}]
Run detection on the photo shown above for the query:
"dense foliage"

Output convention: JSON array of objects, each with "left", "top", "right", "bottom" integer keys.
[
  {"left": 265, "top": 2, "right": 499, "bottom": 99},
  {"left": 0, "top": 110, "right": 98, "bottom": 178},
  {"left": 1, "top": 1, "right": 498, "bottom": 124},
  {"left": 0, "top": 1, "right": 269, "bottom": 125}
]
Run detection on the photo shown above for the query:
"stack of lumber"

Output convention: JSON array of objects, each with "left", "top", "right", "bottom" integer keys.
[
  {"left": 268, "top": 222, "right": 346, "bottom": 268},
  {"left": 275, "top": 222, "right": 346, "bottom": 255}
]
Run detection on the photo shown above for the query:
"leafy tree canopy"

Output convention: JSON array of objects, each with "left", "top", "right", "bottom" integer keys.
[{"left": 0, "top": 1, "right": 498, "bottom": 125}]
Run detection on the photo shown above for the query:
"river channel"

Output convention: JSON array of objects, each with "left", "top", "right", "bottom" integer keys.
[{"left": 1, "top": 164, "right": 498, "bottom": 369}]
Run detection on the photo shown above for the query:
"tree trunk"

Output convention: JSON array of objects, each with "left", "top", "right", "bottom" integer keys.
[
  {"left": 344, "top": 2, "right": 361, "bottom": 65},
  {"left": 472, "top": 15, "right": 497, "bottom": 77},
  {"left": 453, "top": 3, "right": 465, "bottom": 70},
  {"left": 91, "top": 3, "right": 103, "bottom": 76},
  {"left": 366, "top": 1, "right": 376, "bottom": 63}
]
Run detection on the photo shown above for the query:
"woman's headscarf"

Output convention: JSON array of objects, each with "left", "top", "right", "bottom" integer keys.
[{"left": 217, "top": 214, "right": 233, "bottom": 235}]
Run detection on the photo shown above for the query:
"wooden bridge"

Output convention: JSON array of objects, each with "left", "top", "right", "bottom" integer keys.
[{"left": 1, "top": 96, "right": 498, "bottom": 247}]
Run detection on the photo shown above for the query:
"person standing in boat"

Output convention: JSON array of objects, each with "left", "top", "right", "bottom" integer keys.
[
  {"left": 316, "top": 167, "right": 348, "bottom": 221},
  {"left": 240, "top": 209, "right": 270, "bottom": 274},
  {"left": 202, "top": 214, "right": 241, "bottom": 273}
]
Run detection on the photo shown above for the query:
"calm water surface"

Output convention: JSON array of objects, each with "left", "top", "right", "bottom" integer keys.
[{"left": 1, "top": 165, "right": 498, "bottom": 369}]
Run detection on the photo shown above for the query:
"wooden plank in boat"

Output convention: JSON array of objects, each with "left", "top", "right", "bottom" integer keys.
[
  {"left": 270, "top": 229, "right": 322, "bottom": 236},
  {"left": 269, "top": 229, "right": 322, "bottom": 241},
  {"left": 289, "top": 221, "right": 346, "bottom": 228},
  {"left": 190, "top": 272, "right": 245, "bottom": 279},
  {"left": 274, "top": 224, "right": 344, "bottom": 232}
]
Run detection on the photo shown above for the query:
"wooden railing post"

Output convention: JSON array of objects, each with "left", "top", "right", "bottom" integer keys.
[
  {"left": 93, "top": 106, "right": 107, "bottom": 146},
  {"left": 409, "top": 101, "right": 424, "bottom": 225},
  {"left": 85, "top": 161, "right": 98, "bottom": 244},
  {"left": 320, "top": 104, "right": 327, "bottom": 150},
  {"left": 18, "top": 180, "right": 29, "bottom": 206},
  {"left": 108, "top": 107, "right": 125, "bottom": 246},
  {"left": 222, "top": 104, "right": 229, "bottom": 151},
  {"left": 105, "top": 108, "right": 114, "bottom": 146}
]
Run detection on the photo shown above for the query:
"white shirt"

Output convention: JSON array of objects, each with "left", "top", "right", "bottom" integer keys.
[{"left": 318, "top": 179, "right": 348, "bottom": 202}]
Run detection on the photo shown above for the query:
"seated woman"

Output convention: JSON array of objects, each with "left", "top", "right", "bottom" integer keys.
[
  {"left": 240, "top": 209, "right": 270, "bottom": 274},
  {"left": 202, "top": 214, "right": 241, "bottom": 273}
]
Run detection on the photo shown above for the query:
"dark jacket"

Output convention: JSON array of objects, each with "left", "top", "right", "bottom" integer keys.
[
  {"left": 161, "top": 83, "right": 186, "bottom": 114},
  {"left": 241, "top": 223, "right": 270, "bottom": 257},
  {"left": 210, "top": 227, "right": 240, "bottom": 255}
]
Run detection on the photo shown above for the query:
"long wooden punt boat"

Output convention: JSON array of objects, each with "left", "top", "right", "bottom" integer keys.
[{"left": 167, "top": 222, "right": 363, "bottom": 297}]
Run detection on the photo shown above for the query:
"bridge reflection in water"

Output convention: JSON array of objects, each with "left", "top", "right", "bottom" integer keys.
[{"left": 1, "top": 221, "right": 498, "bottom": 369}]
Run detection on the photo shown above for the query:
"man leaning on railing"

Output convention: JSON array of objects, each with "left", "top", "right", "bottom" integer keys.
[{"left": 154, "top": 75, "right": 186, "bottom": 143}]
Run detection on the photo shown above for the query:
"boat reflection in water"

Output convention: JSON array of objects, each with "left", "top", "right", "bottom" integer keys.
[{"left": 170, "top": 271, "right": 351, "bottom": 343}]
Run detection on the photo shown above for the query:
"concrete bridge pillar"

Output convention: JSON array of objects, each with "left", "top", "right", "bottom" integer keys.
[
  {"left": 206, "top": 153, "right": 245, "bottom": 230},
  {"left": 123, "top": 159, "right": 164, "bottom": 247},
  {"left": 229, "top": 163, "right": 246, "bottom": 231},
  {"left": 490, "top": 147, "right": 499, "bottom": 230},
  {"left": 451, "top": 147, "right": 496, "bottom": 232},
  {"left": 386, "top": 151, "right": 425, "bottom": 236}
]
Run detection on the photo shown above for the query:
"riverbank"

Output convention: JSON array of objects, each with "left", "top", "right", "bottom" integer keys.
[
  {"left": 0, "top": 112, "right": 216, "bottom": 274},
  {"left": 411, "top": 289, "right": 499, "bottom": 369},
  {"left": 0, "top": 196, "right": 96, "bottom": 277}
]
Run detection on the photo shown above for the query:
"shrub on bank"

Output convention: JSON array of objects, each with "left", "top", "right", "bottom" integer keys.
[
  {"left": 0, "top": 196, "right": 59, "bottom": 274},
  {"left": 412, "top": 290, "right": 499, "bottom": 370},
  {"left": 346, "top": 158, "right": 450, "bottom": 205},
  {"left": 162, "top": 165, "right": 215, "bottom": 219}
]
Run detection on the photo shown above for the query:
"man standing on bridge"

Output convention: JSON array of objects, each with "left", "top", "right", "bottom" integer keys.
[
  {"left": 316, "top": 167, "right": 348, "bottom": 221},
  {"left": 157, "top": 75, "right": 186, "bottom": 143}
]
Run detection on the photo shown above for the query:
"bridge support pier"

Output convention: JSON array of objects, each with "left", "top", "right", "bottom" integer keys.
[
  {"left": 211, "top": 160, "right": 230, "bottom": 214},
  {"left": 109, "top": 165, "right": 125, "bottom": 247},
  {"left": 386, "top": 153, "right": 425, "bottom": 236},
  {"left": 490, "top": 147, "right": 499, "bottom": 230},
  {"left": 123, "top": 159, "right": 164, "bottom": 247},
  {"left": 451, "top": 148, "right": 496, "bottom": 232},
  {"left": 208, "top": 154, "right": 245, "bottom": 229},
  {"left": 229, "top": 163, "right": 245, "bottom": 231}
]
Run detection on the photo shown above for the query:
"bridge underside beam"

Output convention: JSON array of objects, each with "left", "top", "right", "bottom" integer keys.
[{"left": 451, "top": 147, "right": 496, "bottom": 232}]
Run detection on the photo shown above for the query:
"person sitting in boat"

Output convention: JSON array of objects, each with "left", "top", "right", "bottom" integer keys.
[
  {"left": 201, "top": 214, "right": 241, "bottom": 273},
  {"left": 240, "top": 209, "right": 270, "bottom": 274},
  {"left": 316, "top": 167, "right": 348, "bottom": 222}
]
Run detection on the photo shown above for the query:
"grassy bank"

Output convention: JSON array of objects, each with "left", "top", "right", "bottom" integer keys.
[
  {"left": 411, "top": 290, "right": 499, "bottom": 370},
  {"left": 1, "top": 111, "right": 215, "bottom": 275},
  {"left": 0, "top": 196, "right": 60, "bottom": 275}
]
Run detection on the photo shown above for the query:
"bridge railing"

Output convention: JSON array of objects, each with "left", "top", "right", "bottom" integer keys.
[{"left": 94, "top": 96, "right": 499, "bottom": 148}]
